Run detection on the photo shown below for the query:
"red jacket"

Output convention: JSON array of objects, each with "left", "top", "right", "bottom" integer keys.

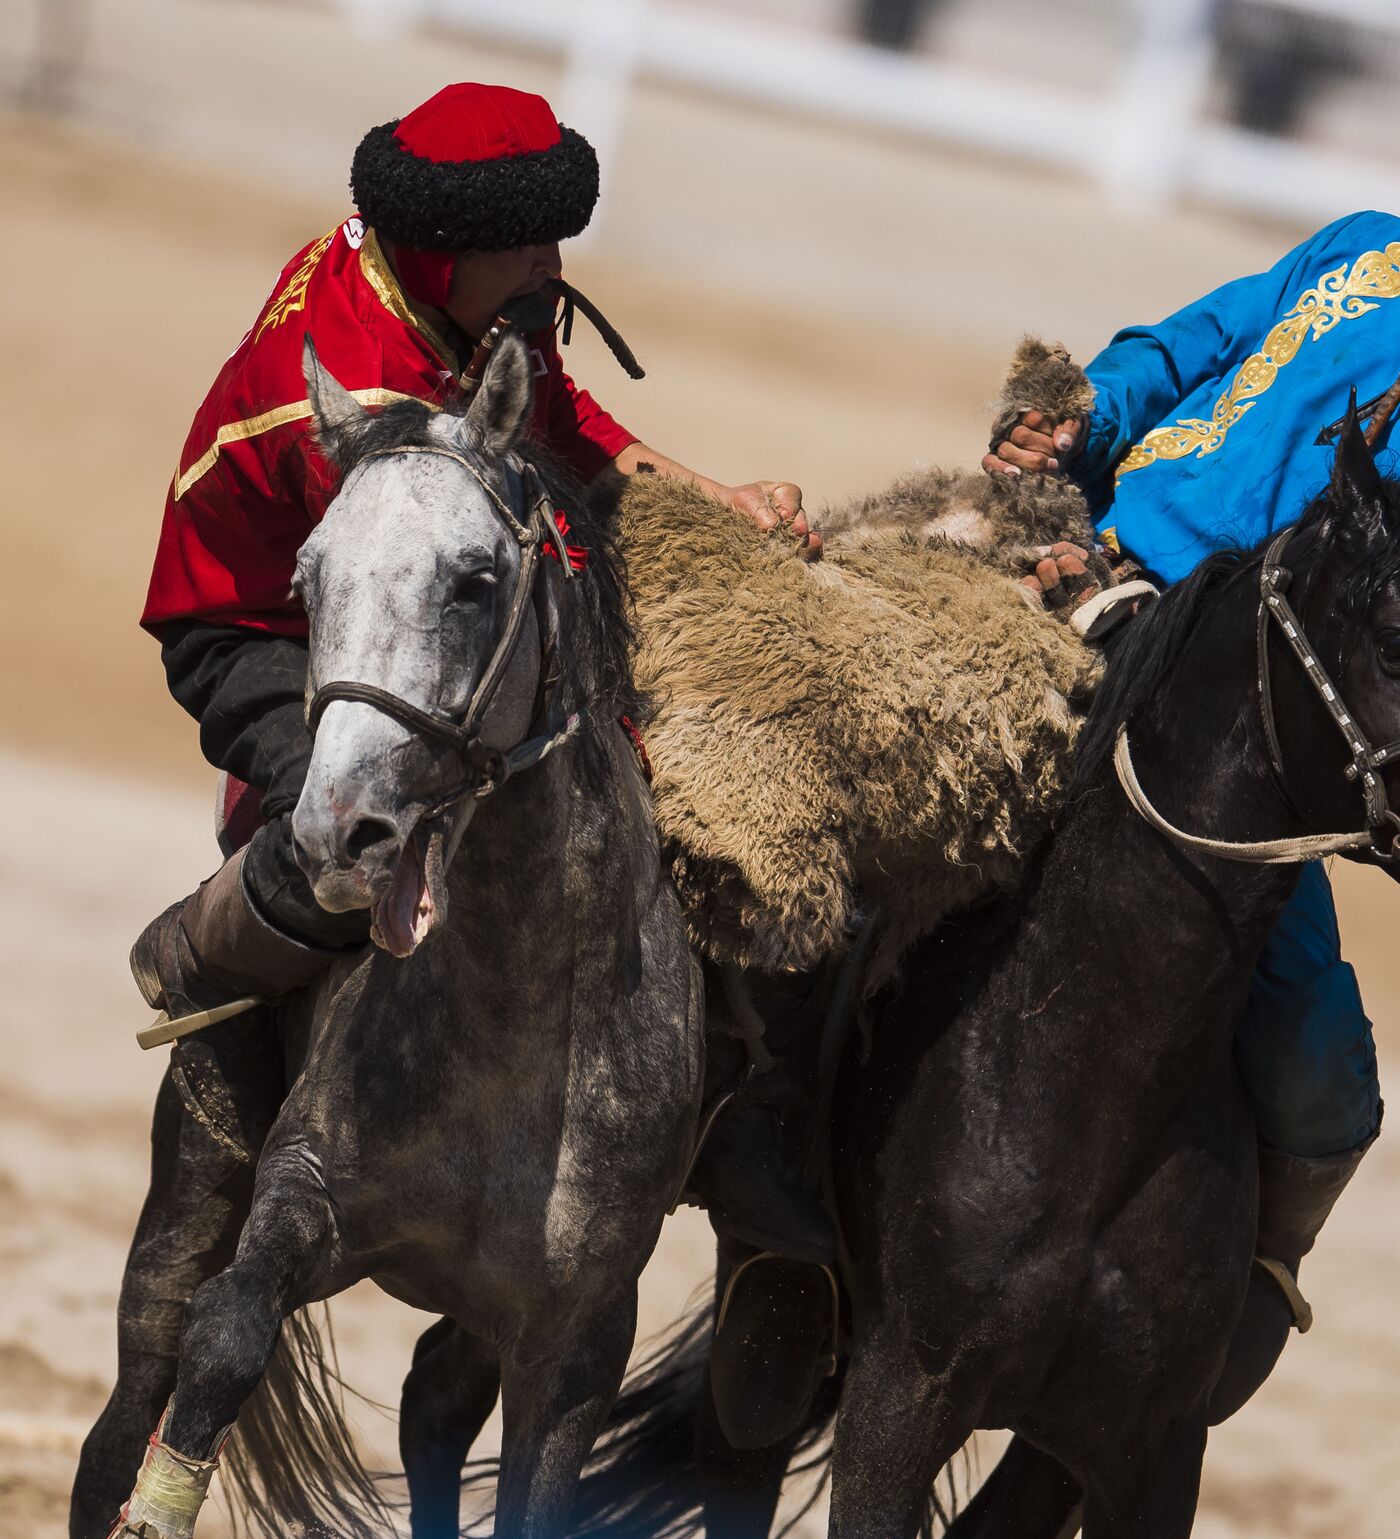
[{"left": 141, "top": 217, "right": 635, "bottom": 637}]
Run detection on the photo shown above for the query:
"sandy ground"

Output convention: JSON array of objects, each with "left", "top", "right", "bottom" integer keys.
[{"left": 2, "top": 10, "right": 1399, "bottom": 1532}]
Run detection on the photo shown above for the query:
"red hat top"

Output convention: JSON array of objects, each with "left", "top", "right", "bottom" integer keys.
[{"left": 393, "top": 83, "right": 562, "bottom": 164}]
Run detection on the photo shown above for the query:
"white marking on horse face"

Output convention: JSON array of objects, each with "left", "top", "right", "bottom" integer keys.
[{"left": 291, "top": 445, "right": 532, "bottom": 909}]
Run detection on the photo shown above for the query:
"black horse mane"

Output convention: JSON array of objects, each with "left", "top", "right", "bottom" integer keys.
[
  {"left": 1069, "top": 546, "right": 1251, "bottom": 795},
  {"left": 1071, "top": 473, "right": 1400, "bottom": 797},
  {"left": 324, "top": 396, "right": 645, "bottom": 731}
]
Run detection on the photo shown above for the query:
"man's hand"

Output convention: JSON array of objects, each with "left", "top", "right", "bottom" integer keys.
[
  {"left": 612, "top": 445, "right": 823, "bottom": 561},
  {"left": 724, "top": 480, "right": 823, "bottom": 560},
  {"left": 984, "top": 411, "right": 1087, "bottom": 478},
  {"left": 1018, "top": 541, "right": 1112, "bottom": 613}
]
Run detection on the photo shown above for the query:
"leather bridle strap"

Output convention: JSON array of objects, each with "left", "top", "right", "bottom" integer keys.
[
  {"left": 1116, "top": 523, "right": 1400, "bottom": 863},
  {"left": 1114, "top": 728, "right": 1376, "bottom": 864},
  {"left": 1258, "top": 527, "right": 1400, "bottom": 829},
  {"left": 305, "top": 445, "right": 579, "bottom": 807}
]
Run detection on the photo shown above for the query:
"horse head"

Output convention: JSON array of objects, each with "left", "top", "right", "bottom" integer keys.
[
  {"left": 1263, "top": 404, "right": 1400, "bottom": 869},
  {"left": 290, "top": 331, "right": 549, "bottom": 955}
]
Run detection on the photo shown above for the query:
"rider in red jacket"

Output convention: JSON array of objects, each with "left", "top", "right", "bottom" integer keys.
[{"left": 133, "top": 82, "right": 832, "bottom": 1265}]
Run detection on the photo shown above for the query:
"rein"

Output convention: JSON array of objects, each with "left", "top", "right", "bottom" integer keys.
[
  {"left": 306, "top": 445, "right": 581, "bottom": 812},
  {"left": 1115, "top": 525, "right": 1400, "bottom": 864}
]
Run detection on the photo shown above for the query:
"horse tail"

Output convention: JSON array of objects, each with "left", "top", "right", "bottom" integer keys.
[{"left": 220, "top": 1304, "right": 395, "bottom": 1539}]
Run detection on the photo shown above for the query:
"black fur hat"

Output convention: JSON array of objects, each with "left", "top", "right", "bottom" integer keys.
[{"left": 350, "top": 83, "right": 599, "bottom": 252}]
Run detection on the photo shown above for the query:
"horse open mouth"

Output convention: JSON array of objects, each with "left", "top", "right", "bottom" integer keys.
[{"left": 370, "top": 822, "right": 449, "bottom": 958}]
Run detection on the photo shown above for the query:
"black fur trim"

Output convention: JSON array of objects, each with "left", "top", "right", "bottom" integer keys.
[{"left": 350, "top": 121, "right": 599, "bottom": 251}]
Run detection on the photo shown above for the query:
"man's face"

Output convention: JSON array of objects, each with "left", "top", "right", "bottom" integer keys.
[{"left": 444, "top": 243, "right": 563, "bottom": 337}]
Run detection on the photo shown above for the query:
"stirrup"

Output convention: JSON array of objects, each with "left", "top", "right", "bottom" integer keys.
[
  {"left": 136, "top": 996, "right": 264, "bottom": 1052},
  {"left": 1254, "top": 1254, "right": 1314, "bottom": 1334}
]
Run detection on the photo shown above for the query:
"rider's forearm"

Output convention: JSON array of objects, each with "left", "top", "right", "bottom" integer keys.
[
  {"left": 609, "top": 441, "right": 726, "bottom": 499},
  {"left": 159, "top": 621, "right": 314, "bottom": 818}
]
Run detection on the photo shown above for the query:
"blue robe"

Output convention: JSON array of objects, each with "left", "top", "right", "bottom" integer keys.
[
  {"left": 1073, "top": 211, "right": 1395, "bottom": 1156},
  {"left": 1079, "top": 209, "right": 1400, "bottom": 582}
]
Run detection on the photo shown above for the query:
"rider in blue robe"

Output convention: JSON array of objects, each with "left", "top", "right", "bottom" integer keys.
[
  {"left": 996, "top": 209, "right": 1396, "bottom": 1419},
  {"left": 1080, "top": 208, "right": 1394, "bottom": 1164}
]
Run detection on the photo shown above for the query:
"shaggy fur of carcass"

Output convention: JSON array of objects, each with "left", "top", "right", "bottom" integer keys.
[
  {"left": 614, "top": 464, "right": 1101, "bottom": 976},
  {"left": 987, "top": 335, "right": 1098, "bottom": 451}
]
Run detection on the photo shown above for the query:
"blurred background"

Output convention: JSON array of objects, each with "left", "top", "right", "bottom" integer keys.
[{"left": 3, "top": 1, "right": 1399, "bottom": 1534}]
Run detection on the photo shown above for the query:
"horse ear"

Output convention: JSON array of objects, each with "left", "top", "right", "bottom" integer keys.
[
  {"left": 462, "top": 332, "right": 534, "bottom": 460},
  {"left": 302, "top": 334, "right": 367, "bottom": 463},
  {"left": 1330, "top": 387, "right": 1391, "bottom": 554}
]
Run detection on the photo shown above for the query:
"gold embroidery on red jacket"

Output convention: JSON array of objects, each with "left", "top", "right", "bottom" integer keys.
[{"left": 254, "top": 229, "right": 336, "bottom": 342}]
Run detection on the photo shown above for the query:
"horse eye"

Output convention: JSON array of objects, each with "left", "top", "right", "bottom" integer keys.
[
  {"left": 448, "top": 569, "right": 496, "bottom": 607},
  {"left": 1378, "top": 629, "right": 1400, "bottom": 673}
]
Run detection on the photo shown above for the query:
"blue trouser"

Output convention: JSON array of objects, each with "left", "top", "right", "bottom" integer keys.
[{"left": 1235, "top": 862, "right": 1381, "bottom": 1158}]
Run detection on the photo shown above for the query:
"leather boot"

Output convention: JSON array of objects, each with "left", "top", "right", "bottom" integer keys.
[
  {"left": 130, "top": 846, "right": 340, "bottom": 1030},
  {"left": 689, "top": 1096, "right": 837, "bottom": 1266},
  {"left": 1209, "top": 1132, "right": 1376, "bottom": 1423}
]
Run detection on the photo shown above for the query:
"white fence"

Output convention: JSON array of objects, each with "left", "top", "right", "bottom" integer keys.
[{"left": 344, "top": 0, "right": 1400, "bottom": 232}]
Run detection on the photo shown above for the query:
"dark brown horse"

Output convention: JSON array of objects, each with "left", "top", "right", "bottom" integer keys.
[{"left": 574, "top": 415, "right": 1400, "bottom": 1538}]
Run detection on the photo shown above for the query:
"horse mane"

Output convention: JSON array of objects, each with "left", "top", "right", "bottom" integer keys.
[
  {"left": 325, "top": 395, "right": 645, "bottom": 731},
  {"left": 1070, "top": 473, "right": 1400, "bottom": 797},
  {"left": 1068, "top": 547, "right": 1251, "bottom": 795}
]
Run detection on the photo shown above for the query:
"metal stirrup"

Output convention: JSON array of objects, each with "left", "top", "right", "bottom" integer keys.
[
  {"left": 1254, "top": 1255, "right": 1314, "bottom": 1333},
  {"left": 136, "top": 996, "right": 264, "bottom": 1052}
]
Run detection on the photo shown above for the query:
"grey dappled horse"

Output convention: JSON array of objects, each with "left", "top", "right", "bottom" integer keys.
[{"left": 80, "top": 335, "right": 702, "bottom": 1539}]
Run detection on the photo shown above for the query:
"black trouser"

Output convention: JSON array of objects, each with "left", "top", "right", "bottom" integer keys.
[{"left": 160, "top": 621, "right": 370, "bottom": 949}]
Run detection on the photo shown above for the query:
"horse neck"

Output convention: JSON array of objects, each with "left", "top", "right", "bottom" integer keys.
[
  {"left": 444, "top": 696, "right": 649, "bottom": 1006},
  {"left": 987, "top": 580, "right": 1307, "bottom": 1123}
]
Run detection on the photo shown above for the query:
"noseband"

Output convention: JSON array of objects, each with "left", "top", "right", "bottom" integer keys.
[
  {"left": 305, "top": 444, "right": 581, "bottom": 813},
  {"left": 1116, "top": 525, "right": 1400, "bottom": 863}
]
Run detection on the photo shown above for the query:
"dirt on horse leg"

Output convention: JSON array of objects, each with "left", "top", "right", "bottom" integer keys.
[
  {"left": 1079, "top": 1417, "right": 1207, "bottom": 1539},
  {"left": 827, "top": 1330, "right": 975, "bottom": 1539},
  {"left": 400, "top": 1317, "right": 501, "bottom": 1539},
  {"left": 70, "top": 1065, "right": 266, "bottom": 1539},
  {"left": 944, "top": 1435, "right": 1083, "bottom": 1539},
  {"left": 494, "top": 1293, "right": 639, "bottom": 1539}
]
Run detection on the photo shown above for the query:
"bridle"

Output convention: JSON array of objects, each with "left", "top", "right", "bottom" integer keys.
[
  {"left": 305, "top": 444, "right": 581, "bottom": 817},
  {"left": 1115, "top": 525, "right": 1400, "bottom": 864}
]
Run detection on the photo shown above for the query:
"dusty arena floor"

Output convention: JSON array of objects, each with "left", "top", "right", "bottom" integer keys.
[{"left": 3, "top": 69, "right": 1399, "bottom": 1538}]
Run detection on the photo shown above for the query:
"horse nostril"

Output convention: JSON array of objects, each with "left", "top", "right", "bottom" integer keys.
[{"left": 344, "top": 816, "right": 399, "bottom": 865}]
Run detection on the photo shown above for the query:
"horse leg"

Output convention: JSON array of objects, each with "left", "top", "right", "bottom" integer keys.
[
  {"left": 72, "top": 1050, "right": 274, "bottom": 1539},
  {"left": 944, "top": 1436, "right": 1083, "bottom": 1539},
  {"left": 827, "top": 1328, "right": 975, "bottom": 1539},
  {"left": 1079, "top": 1418, "right": 1207, "bottom": 1539},
  {"left": 494, "top": 1293, "right": 638, "bottom": 1538},
  {"left": 695, "top": 1360, "right": 804, "bottom": 1539},
  {"left": 107, "top": 1148, "right": 333, "bottom": 1535},
  {"left": 162, "top": 1156, "right": 331, "bottom": 1455},
  {"left": 399, "top": 1317, "right": 501, "bottom": 1539}
]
